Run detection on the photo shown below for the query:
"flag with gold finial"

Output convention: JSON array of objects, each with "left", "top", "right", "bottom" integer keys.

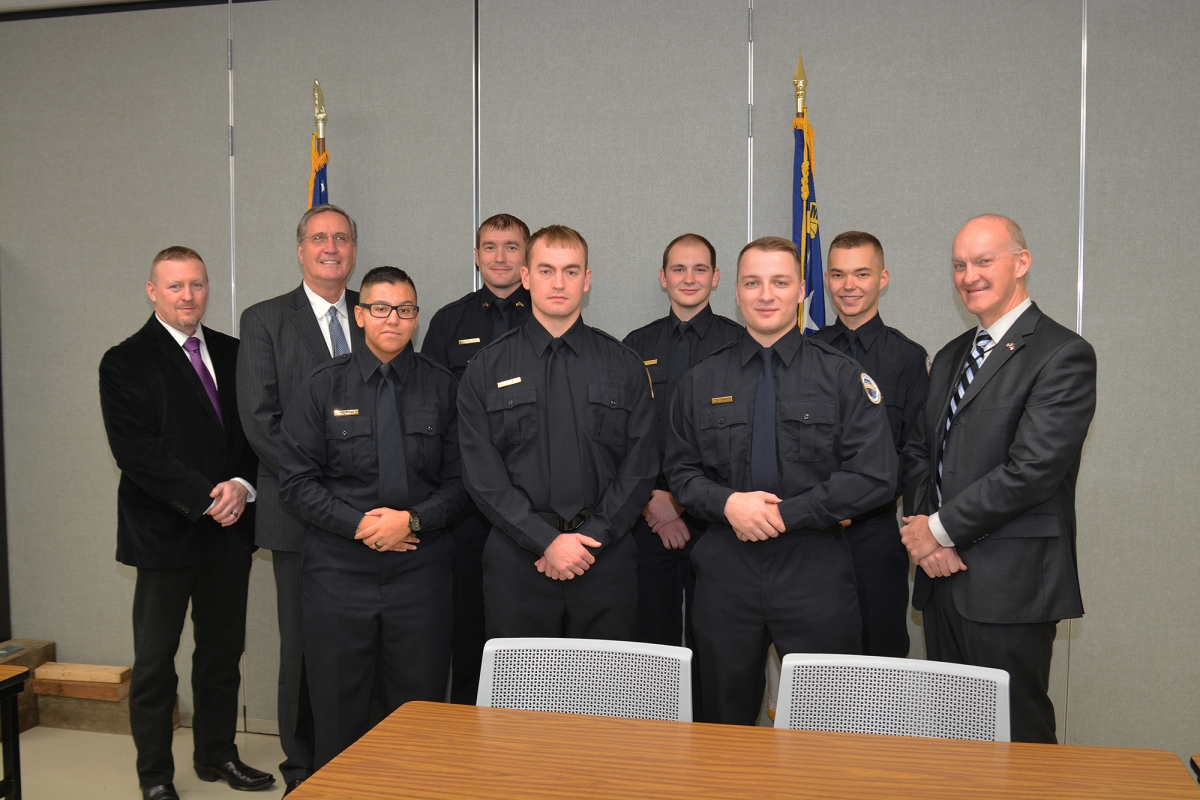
[
  {"left": 309, "top": 80, "right": 329, "bottom": 208},
  {"left": 792, "top": 51, "right": 824, "bottom": 334}
]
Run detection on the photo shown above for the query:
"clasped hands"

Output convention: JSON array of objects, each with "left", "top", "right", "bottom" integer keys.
[
  {"left": 900, "top": 514, "right": 968, "bottom": 578},
  {"left": 643, "top": 489, "right": 690, "bottom": 550},
  {"left": 355, "top": 508, "right": 419, "bottom": 553},
  {"left": 536, "top": 533, "right": 602, "bottom": 581},
  {"left": 205, "top": 480, "right": 248, "bottom": 527}
]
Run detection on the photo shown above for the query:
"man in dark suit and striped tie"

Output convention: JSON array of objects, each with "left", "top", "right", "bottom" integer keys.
[
  {"left": 902, "top": 214, "right": 1097, "bottom": 743},
  {"left": 236, "top": 204, "right": 364, "bottom": 795}
]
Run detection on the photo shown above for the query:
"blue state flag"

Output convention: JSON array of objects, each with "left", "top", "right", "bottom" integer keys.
[
  {"left": 308, "top": 132, "right": 329, "bottom": 208},
  {"left": 793, "top": 115, "right": 824, "bottom": 334}
]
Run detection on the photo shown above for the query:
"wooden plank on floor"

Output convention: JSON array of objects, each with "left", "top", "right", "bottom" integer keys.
[
  {"left": 34, "top": 663, "right": 130, "bottom": 684},
  {"left": 30, "top": 678, "right": 130, "bottom": 702}
]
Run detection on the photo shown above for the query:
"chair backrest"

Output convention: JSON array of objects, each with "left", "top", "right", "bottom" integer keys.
[
  {"left": 477, "top": 637, "right": 692, "bottom": 722},
  {"left": 774, "top": 653, "right": 1010, "bottom": 742}
]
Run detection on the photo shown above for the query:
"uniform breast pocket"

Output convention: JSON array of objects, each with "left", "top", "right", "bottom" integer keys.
[
  {"left": 324, "top": 416, "right": 375, "bottom": 476},
  {"left": 449, "top": 340, "right": 483, "bottom": 373},
  {"left": 404, "top": 409, "right": 444, "bottom": 473},
  {"left": 485, "top": 385, "right": 538, "bottom": 445},
  {"left": 645, "top": 362, "right": 667, "bottom": 396},
  {"left": 588, "top": 383, "right": 630, "bottom": 447},
  {"left": 698, "top": 404, "right": 751, "bottom": 465},
  {"left": 778, "top": 401, "right": 836, "bottom": 462}
]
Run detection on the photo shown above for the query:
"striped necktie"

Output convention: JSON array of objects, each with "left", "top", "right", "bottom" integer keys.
[
  {"left": 327, "top": 306, "right": 350, "bottom": 357},
  {"left": 937, "top": 328, "right": 993, "bottom": 504}
]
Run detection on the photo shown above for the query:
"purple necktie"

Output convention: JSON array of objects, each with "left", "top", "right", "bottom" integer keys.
[{"left": 184, "top": 337, "right": 224, "bottom": 427}]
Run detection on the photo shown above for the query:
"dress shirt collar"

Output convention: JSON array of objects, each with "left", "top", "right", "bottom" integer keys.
[
  {"left": 980, "top": 297, "right": 1033, "bottom": 347},
  {"left": 156, "top": 314, "right": 206, "bottom": 348},
  {"left": 739, "top": 324, "right": 801, "bottom": 367},
  {"left": 302, "top": 281, "right": 348, "bottom": 321},
  {"left": 669, "top": 303, "right": 714, "bottom": 338},
  {"left": 524, "top": 314, "right": 587, "bottom": 357},
  {"left": 831, "top": 312, "right": 884, "bottom": 351},
  {"left": 481, "top": 284, "right": 530, "bottom": 309},
  {"left": 355, "top": 343, "right": 415, "bottom": 384}
]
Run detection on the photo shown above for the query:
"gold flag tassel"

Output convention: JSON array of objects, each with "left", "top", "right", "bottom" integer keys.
[{"left": 307, "top": 132, "right": 329, "bottom": 209}]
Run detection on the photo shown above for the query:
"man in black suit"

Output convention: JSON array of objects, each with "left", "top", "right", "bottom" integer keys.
[
  {"left": 901, "top": 214, "right": 1097, "bottom": 743},
  {"left": 100, "top": 247, "right": 275, "bottom": 800},
  {"left": 236, "top": 204, "right": 363, "bottom": 794}
]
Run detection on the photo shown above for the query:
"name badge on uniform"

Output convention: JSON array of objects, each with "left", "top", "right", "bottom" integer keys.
[
  {"left": 643, "top": 359, "right": 658, "bottom": 366},
  {"left": 860, "top": 373, "right": 882, "bottom": 405},
  {"left": 711, "top": 396, "right": 733, "bottom": 405},
  {"left": 332, "top": 409, "right": 359, "bottom": 417},
  {"left": 459, "top": 337, "right": 481, "bottom": 345},
  {"left": 497, "top": 377, "right": 522, "bottom": 388}
]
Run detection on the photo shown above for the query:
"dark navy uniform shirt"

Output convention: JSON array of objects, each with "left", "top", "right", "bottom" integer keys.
[
  {"left": 622, "top": 304, "right": 744, "bottom": 457},
  {"left": 811, "top": 313, "right": 929, "bottom": 515},
  {"left": 665, "top": 325, "right": 897, "bottom": 532},
  {"left": 457, "top": 315, "right": 660, "bottom": 555},
  {"left": 421, "top": 284, "right": 533, "bottom": 379},
  {"left": 278, "top": 345, "right": 468, "bottom": 540}
]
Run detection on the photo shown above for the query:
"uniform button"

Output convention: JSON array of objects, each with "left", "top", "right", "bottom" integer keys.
[
  {"left": 609, "top": 400, "right": 616, "bottom": 406},
  {"left": 718, "top": 418, "right": 724, "bottom": 425},
  {"left": 342, "top": 430, "right": 348, "bottom": 435},
  {"left": 803, "top": 413, "right": 810, "bottom": 420},
  {"left": 507, "top": 400, "right": 514, "bottom": 406},
  {"left": 427, "top": 426, "right": 434, "bottom": 432}
]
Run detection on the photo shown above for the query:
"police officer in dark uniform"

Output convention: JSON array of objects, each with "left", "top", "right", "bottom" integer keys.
[
  {"left": 622, "top": 234, "right": 740, "bottom": 653},
  {"left": 279, "top": 267, "right": 467, "bottom": 767},
  {"left": 458, "top": 225, "right": 659, "bottom": 640},
  {"left": 422, "top": 213, "right": 532, "bottom": 704},
  {"left": 811, "top": 231, "right": 929, "bottom": 657},
  {"left": 666, "top": 236, "right": 897, "bottom": 725}
]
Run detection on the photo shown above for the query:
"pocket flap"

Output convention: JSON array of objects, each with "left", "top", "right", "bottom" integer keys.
[
  {"left": 700, "top": 404, "right": 751, "bottom": 429},
  {"left": 485, "top": 384, "right": 538, "bottom": 412},
  {"left": 325, "top": 416, "right": 373, "bottom": 439},
  {"left": 780, "top": 401, "right": 835, "bottom": 425},
  {"left": 587, "top": 382, "right": 629, "bottom": 410},
  {"left": 404, "top": 410, "right": 442, "bottom": 436}
]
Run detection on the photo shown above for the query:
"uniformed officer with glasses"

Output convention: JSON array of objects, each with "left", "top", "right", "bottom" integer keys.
[{"left": 279, "top": 266, "right": 467, "bottom": 767}]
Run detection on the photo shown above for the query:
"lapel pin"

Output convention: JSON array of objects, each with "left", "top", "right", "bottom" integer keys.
[{"left": 1005, "top": 342, "right": 1016, "bottom": 350}]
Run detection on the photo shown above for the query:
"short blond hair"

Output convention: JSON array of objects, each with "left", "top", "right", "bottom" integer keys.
[
  {"left": 737, "top": 236, "right": 801, "bottom": 275},
  {"left": 150, "top": 246, "right": 205, "bottom": 279},
  {"left": 527, "top": 224, "right": 589, "bottom": 266}
]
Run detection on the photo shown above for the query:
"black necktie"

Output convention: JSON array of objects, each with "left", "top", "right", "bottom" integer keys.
[
  {"left": 376, "top": 362, "right": 410, "bottom": 510},
  {"left": 547, "top": 338, "right": 585, "bottom": 522},
  {"left": 667, "top": 321, "right": 693, "bottom": 393},
  {"left": 841, "top": 329, "right": 861, "bottom": 361},
  {"left": 751, "top": 346, "right": 780, "bottom": 495},
  {"left": 492, "top": 298, "right": 511, "bottom": 342}
]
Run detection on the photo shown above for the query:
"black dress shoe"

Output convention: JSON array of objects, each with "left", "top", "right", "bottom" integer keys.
[
  {"left": 194, "top": 759, "right": 276, "bottom": 791},
  {"left": 141, "top": 784, "right": 180, "bottom": 800},
  {"left": 283, "top": 778, "right": 306, "bottom": 796}
]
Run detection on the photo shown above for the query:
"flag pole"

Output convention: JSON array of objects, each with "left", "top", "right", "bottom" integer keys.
[
  {"left": 794, "top": 52, "right": 809, "bottom": 327},
  {"left": 314, "top": 80, "right": 326, "bottom": 156}
]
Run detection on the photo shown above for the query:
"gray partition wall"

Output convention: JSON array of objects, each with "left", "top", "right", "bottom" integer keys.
[
  {"left": 2, "top": 0, "right": 1199, "bottom": 766},
  {"left": 229, "top": 0, "right": 473, "bottom": 730}
]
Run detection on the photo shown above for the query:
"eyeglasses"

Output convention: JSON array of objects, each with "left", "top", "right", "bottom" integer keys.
[
  {"left": 359, "top": 302, "right": 419, "bottom": 319},
  {"left": 303, "top": 232, "right": 353, "bottom": 246}
]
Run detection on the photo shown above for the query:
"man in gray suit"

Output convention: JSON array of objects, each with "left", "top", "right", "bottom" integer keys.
[
  {"left": 236, "top": 203, "right": 363, "bottom": 794},
  {"left": 901, "top": 214, "right": 1096, "bottom": 743}
]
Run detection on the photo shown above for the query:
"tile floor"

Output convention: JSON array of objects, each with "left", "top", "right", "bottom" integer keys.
[{"left": 20, "top": 725, "right": 286, "bottom": 799}]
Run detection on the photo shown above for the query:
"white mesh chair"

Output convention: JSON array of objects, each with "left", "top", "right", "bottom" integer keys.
[
  {"left": 477, "top": 637, "right": 692, "bottom": 722},
  {"left": 774, "top": 653, "right": 1010, "bottom": 741}
]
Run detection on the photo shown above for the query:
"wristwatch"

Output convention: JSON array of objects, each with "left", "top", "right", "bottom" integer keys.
[{"left": 407, "top": 510, "right": 422, "bottom": 533}]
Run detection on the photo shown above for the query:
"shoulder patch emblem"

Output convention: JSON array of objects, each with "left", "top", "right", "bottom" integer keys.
[
  {"left": 861, "top": 372, "right": 882, "bottom": 405},
  {"left": 926, "top": 355, "right": 932, "bottom": 375}
]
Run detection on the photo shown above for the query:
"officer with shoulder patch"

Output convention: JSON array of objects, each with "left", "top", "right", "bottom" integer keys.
[
  {"left": 622, "top": 233, "right": 740, "bottom": 653},
  {"left": 665, "top": 236, "right": 897, "bottom": 725},
  {"left": 811, "top": 231, "right": 929, "bottom": 657},
  {"left": 457, "top": 225, "right": 659, "bottom": 640},
  {"left": 421, "top": 213, "right": 532, "bottom": 704},
  {"left": 279, "top": 266, "right": 467, "bottom": 766}
]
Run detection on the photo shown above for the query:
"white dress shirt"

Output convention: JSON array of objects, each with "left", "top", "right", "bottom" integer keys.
[
  {"left": 155, "top": 314, "right": 257, "bottom": 505},
  {"left": 302, "top": 282, "right": 353, "bottom": 356},
  {"left": 928, "top": 296, "right": 1032, "bottom": 547}
]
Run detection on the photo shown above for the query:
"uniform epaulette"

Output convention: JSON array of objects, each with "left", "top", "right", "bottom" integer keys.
[
  {"left": 805, "top": 335, "right": 859, "bottom": 363},
  {"left": 692, "top": 336, "right": 741, "bottom": 367},
  {"left": 591, "top": 326, "right": 648, "bottom": 362},
  {"left": 304, "top": 353, "right": 353, "bottom": 380},
  {"left": 415, "top": 351, "right": 457, "bottom": 379},
  {"left": 885, "top": 325, "right": 929, "bottom": 357},
  {"left": 462, "top": 325, "right": 522, "bottom": 367}
]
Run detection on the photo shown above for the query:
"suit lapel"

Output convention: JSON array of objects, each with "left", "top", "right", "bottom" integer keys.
[
  {"left": 288, "top": 283, "right": 332, "bottom": 361},
  {"left": 955, "top": 304, "right": 1042, "bottom": 415},
  {"left": 346, "top": 288, "right": 365, "bottom": 349},
  {"left": 205, "top": 326, "right": 237, "bottom": 441},
  {"left": 933, "top": 331, "right": 974, "bottom": 458},
  {"left": 148, "top": 317, "right": 224, "bottom": 432}
]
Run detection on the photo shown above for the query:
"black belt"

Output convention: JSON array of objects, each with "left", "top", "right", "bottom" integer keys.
[
  {"left": 849, "top": 498, "right": 899, "bottom": 527},
  {"left": 803, "top": 523, "right": 845, "bottom": 539},
  {"left": 535, "top": 509, "right": 593, "bottom": 532}
]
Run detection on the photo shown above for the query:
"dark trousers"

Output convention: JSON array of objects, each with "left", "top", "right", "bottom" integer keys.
[
  {"left": 632, "top": 518, "right": 703, "bottom": 718},
  {"left": 483, "top": 528, "right": 637, "bottom": 640},
  {"left": 691, "top": 527, "right": 861, "bottom": 725},
  {"left": 449, "top": 509, "right": 490, "bottom": 704},
  {"left": 923, "top": 577, "right": 1058, "bottom": 743},
  {"left": 302, "top": 528, "right": 453, "bottom": 768},
  {"left": 270, "top": 550, "right": 315, "bottom": 783},
  {"left": 843, "top": 515, "right": 911, "bottom": 657},
  {"left": 130, "top": 535, "right": 251, "bottom": 787}
]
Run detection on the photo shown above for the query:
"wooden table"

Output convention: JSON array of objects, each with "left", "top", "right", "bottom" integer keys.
[
  {"left": 0, "top": 665, "right": 28, "bottom": 800},
  {"left": 292, "top": 701, "right": 1199, "bottom": 799}
]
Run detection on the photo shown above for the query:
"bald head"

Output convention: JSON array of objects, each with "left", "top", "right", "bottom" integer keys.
[{"left": 951, "top": 215, "right": 1031, "bottom": 328}]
